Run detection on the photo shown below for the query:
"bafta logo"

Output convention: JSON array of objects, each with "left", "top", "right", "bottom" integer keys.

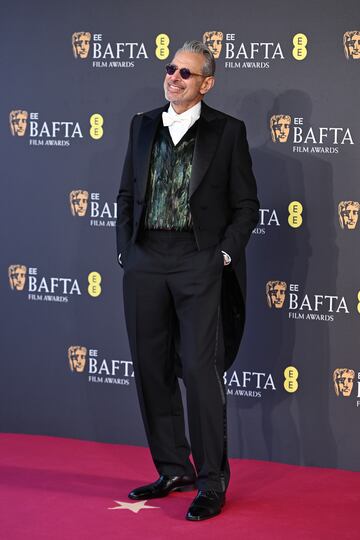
[
  {"left": 8, "top": 265, "right": 27, "bottom": 291},
  {"left": 338, "top": 201, "right": 359, "bottom": 230},
  {"left": 270, "top": 115, "right": 291, "bottom": 143},
  {"left": 203, "top": 31, "right": 223, "bottom": 59},
  {"left": 343, "top": 31, "right": 360, "bottom": 59},
  {"left": 70, "top": 190, "right": 89, "bottom": 216},
  {"left": 9, "top": 110, "right": 28, "bottom": 136},
  {"left": 333, "top": 368, "right": 355, "bottom": 397},
  {"left": 68, "top": 346, "right": 87, "bottom": 373},
  {"left": 266, "top": 280, "right": 287, "bottom": 309},
  {"left": 72, "top": 32, "right": 92, "bottom": 59}
]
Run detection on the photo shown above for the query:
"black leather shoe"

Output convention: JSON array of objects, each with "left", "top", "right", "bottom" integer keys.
[
  {"left": 128, "top": 474, "right": 196, "bottom": 500},
  {"left": 186, "top": 490, "right": 225, "bottom": 521}
]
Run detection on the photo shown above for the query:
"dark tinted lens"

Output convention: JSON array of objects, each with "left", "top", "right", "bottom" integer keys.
[
  {"left": 179, "top": 68, "right": 191, "bottom": 79},
  {"left": 165, "top": 64, "right": 192, "bottom": 79},
  {"left": 165, "top": 64, "right": 176, "bottom": 75}
]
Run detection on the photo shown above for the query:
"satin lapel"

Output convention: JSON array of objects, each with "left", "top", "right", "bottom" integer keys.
[
  {"left": 189, "top": 112, "right": 225, "bottom": 198},
  {"left": 137, "top": 111, "right": 163, "bottom": 201}
]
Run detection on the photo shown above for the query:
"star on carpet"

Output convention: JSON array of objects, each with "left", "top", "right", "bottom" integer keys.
[{"left": 108, "top": 500, "right": 160, "bottom": 513}]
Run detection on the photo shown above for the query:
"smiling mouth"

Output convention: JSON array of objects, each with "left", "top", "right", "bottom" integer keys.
[{"left": 168, "top": 83, "right": 183, "bottom": 91}]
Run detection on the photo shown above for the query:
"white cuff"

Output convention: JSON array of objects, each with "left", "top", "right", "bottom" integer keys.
[{"left": 221, "top": 251, "right": 231, "bottom": 265}]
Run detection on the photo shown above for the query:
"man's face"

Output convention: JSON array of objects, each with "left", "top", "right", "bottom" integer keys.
[
  {"left": 269, "top": 283, "right": 286, "bottom": 308},
  {"left": 336, "top": 371, "right": 354, "bottom": 396},
  {"left": 204, "top": 32, "right": 223, "bottom": 59},
  {"left": 74, "top": 34, "right": 90, "bottom": 58},
  {"left": 9, "top": 266, "right": 26, "bottom": 290},
  {"left": 346, "top": 32, "right": 360, "bottom": 59},
  {"left": 71, "top": 192, "right": 88, "bottom": 216},
  {"left": 272, "top": 117, "right": 290, "bottom": 142},
  {"left": 69, "top": 347, "right": 87, "bottom": 372},
  {"left": 164, "top": 51, "right": 213, "bottom": 113},
  {"left": 342, "top": 203, "right": 359, "bottom": 229},
  {"left": 11, "top": 112, "right": 27, "bottom": 136}
]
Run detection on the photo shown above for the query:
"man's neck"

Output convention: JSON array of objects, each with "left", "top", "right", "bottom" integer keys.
[{"left": 171, "top": 100, "right": 202, "bottom": 115}]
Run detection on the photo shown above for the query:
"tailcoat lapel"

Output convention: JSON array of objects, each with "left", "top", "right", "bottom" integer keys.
[
  {"left": 189, "top": 103, "right": 226, "bottom": 198},
  {"left": 137, "top": 106, "right": 166, "bottom": 201}
]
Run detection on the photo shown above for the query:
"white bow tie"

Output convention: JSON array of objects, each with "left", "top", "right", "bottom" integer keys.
[{"left": 162, "top": 111, "right": 191, "bottom": 127}]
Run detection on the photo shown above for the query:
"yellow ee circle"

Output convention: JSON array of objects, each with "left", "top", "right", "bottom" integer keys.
[
  {"left": 288, "top": 201, "right": 303, "bottom": 228},
  {"left": 88, "top": 271, "right": 102, "bottom": 297},
  {"left": 292, "top": 33, "right": 308, "bottom": 61},
  {"left": 155, "top": 33, "right": 170, "bottom": 60},
  {"left": 284, "top": 366, "right": 299, "bottom": 393},
  {"left": 90, "top": 113, "right": 104, "bottom": 140}
]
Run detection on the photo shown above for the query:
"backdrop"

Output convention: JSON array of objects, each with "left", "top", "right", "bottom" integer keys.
[{"left": 1, "top": 0, "right": 359, "bottom": 472}]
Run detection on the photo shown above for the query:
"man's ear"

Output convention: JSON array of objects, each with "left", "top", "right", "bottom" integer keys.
[{"left": 200, "top": 76, "right": 215, "bottom": 95}]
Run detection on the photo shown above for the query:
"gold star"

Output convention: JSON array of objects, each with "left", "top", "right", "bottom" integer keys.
[{"left": 108, "top": 500, "right": 160, "bottom": 513}]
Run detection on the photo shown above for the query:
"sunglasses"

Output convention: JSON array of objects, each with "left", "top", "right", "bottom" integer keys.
[{"left": 165, "top": 63, "right": 205, "bottom": 80}]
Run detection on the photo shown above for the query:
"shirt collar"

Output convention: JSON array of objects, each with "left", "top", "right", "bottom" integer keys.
[{"left": 168, "top": 101, "right": 201, "bottom": 122}]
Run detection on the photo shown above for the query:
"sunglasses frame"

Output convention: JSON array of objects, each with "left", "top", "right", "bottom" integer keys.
[{"left": 165, "top": 63, "right": 206, "bottom": 80}]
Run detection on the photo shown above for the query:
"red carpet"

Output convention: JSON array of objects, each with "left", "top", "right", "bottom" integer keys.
[{"left": 0, "top": 434, "right": 359, "bottom": 540}]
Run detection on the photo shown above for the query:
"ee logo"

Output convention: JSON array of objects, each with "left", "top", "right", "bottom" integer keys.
[
  {"left": 88, "top": 271, "right": 102, "bottom": 297},
  {"left": 288, "top": 201, "right": 303, "bottom": 228},
  {"left": 292, "top": 33, "right": 308, "bottom": 60},
  {"left": 284, "top": 366, "right": 299, "bottom": 393},
  {"left": 90, "top": 113, "right": 104, "bottom": 140},
  {"left": 155, "top": 33, "right": 170, "bottom": 60}
]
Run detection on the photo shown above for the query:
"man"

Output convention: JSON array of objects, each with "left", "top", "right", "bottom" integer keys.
[{"left": 116, "top": 41, "right": 259, "bottom": 521}]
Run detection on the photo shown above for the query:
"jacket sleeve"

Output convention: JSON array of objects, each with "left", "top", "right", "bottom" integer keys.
[
  {"left": 116, "top": 115, "right": 136, "bottom": 260},
  {"left": 220, "top": 121, "right": 259, "bottom": 264}
]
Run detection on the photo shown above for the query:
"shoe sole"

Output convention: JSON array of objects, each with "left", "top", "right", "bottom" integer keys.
[
  {"left": 186, "top": 509, "right": 222, "bottom": 521},
  {"left": 186, "top": 499, "right": 225, "bottom": 521}
]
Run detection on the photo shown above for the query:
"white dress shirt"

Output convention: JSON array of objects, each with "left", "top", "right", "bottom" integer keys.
[{"left": 162, "top": 102, "right": 201, "bottom": 145}]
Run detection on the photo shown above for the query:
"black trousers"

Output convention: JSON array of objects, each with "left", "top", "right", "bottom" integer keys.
[{"left": 123, "top": 231, "right": 229, "bottom": 492}]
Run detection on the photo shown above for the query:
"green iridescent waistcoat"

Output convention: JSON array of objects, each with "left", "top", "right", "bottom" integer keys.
[{"left": 144, "top": 122, "right": 198, "bottom": 230}]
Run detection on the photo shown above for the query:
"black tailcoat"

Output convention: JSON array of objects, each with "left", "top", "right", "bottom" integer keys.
[{"left": 116, "top": 102, "right": 259, "bottom": 371}]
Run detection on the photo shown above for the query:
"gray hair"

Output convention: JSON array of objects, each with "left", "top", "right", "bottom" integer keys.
[{"left": 176, "top": 40, "right": 215, "bottom": 76}]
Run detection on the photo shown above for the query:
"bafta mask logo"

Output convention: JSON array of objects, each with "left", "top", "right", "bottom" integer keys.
[
  {"left": 9, "top": 110, "right": 28, "bottom": 137},
  {"left": 68, "top": 346, "right": 87, "bottom": 373},
  {"left": 70, "top": 190, "right": 89, "bottom": 216},
  {"left": 8, "top": 265, "right": 27, "bottom": 291},
  {"left": 338, "top": 201, "right": 360, "bottom": 230},
  {"left": 270, "top": 115, "right": 292, "bottom": 143},
  {"left": 203, "top": 31, "right": 223, "bottom": 59},
  {"left": 343, "top": 31, "right": 360, "bottom": 59},
  {"left": 333, "top": 368, "right": 355, "bottom": 397},
  {"left": 72, "top": 32, "right": 92, "bottom": 59},
  {"left": 266, "top": 280, "right": 287, "bottom": 309}
]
